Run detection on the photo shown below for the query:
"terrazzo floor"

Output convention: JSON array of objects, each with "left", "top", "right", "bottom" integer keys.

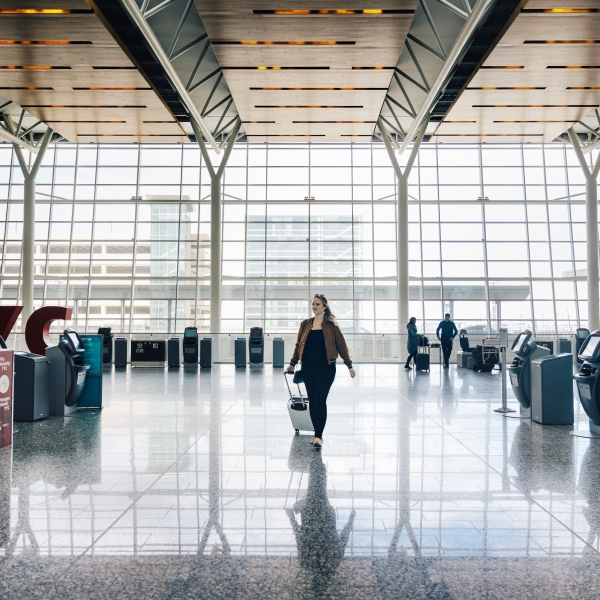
[{"left": 1, "top": 362, "right": 600, "bottom": 599}]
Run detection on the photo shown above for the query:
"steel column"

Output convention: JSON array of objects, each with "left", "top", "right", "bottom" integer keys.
[
  {"left": 586, "top": 176, "right": 599, "bottom": 330},
  {"left": 379, "top": 118, "right": 428, "bottom": 358},
  {"left": 193, "top": 118, "right": 241, "bottom": 336},
  {"left": 568, "top": 127, "right": 600, "bottom": 330},
  {"left": 13, "top": 128, "right": 53, "bottom": 326}
]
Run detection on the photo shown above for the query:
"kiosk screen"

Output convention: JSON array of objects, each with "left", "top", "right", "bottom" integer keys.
[
  {"left": 184, "top": 328, "right": 197, "bottom": 339},
  {"left": 512, "top": 333, "right": 528, "bottom": 354},
  {"left": 581, "top": 336, "right": 600, "bottom": 360},
  {"left": 67, "top": 331, "right": 83, "bottom": 352}
]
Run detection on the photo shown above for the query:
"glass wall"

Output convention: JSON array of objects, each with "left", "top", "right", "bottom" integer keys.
[{"left": 0, "top": 141, "right": 597, "bottom": 336}]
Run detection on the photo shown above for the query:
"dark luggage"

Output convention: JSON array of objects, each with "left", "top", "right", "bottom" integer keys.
[
  {"left": 416, "top": 352, "right": 430, "bottom": 371},
  {"left": 472, "top": 345, "right": 499, "bottom": 372},
  {"left": 418, "top": 335, "right": 429, "bottom": 347}
]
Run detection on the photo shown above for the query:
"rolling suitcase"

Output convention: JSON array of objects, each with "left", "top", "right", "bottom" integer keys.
[
  {"left": 284, "top": 372, "right": 314, "bottom": 435},
  {"left": 416, "top": 346, "right": 430, "bottom": 372}
]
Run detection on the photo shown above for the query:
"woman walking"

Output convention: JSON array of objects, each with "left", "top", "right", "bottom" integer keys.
[
  {"left": 286, "top": 294, "right": 355, "bottom": 448},
  {"left": 405, "top": 316, "right": 419, "bottom": 369}
]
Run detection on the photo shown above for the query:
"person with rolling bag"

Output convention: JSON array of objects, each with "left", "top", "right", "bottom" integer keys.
[{"left": 286, "top": 294, "right": 355, "bottom": 449}]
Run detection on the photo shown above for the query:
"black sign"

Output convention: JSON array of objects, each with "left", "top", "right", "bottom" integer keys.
[{"left": 131, "top": 340, "right": 166, "bottom": 362}]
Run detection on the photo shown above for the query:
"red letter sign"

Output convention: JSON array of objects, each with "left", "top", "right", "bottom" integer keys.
[
  {"left": 25, "top": 306, "right": 72, "bottom": 355},
  {"left": 0, "top": 306, "right": 22, "bottom": 341}
]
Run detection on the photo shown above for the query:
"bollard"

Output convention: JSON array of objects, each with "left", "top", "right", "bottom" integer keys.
[{"left": 494, "top": 346, "right": 515, "bottom": 414}]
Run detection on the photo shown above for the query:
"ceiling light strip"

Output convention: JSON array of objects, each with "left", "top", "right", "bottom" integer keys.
[
  {"left": 222, "top": 66, "right": 331, "bottom": 70},
  {"left": 493, "top": 120, "right": 577, "bottom": 122},
  {"left": 0, "top": 65, "right": 69, "bottom": 69},
  {"left": 467, "top": 86, "right": 545, "bottom": 90},
  {"left": 521, "top": 8, "right": 600, "bottom": 13},
  {"left": 22, "top": 104, "right": 146, "bottom": 108},
  {"left": 0, "top": 9, "right": 92, "bottom": 14},
  {"left": 0, "top": 40, "right": 92, "bottom": 45},
  {"left": 253, "top": 9, "right": 415, "bottom": 15},
  {"left": 213, "top": 41, "right": 355, "bottom": 45},
  {"left": 547, "top": 66, "right": 600, "bottom": 69},
  {"left": 473, "top": 104, "right": 597, "bottom": 107},
  {"left": 481, "top": 65, "right": 524, "bottom": 69},
  {"left": 525, "top": 40, "right": 600, "bottom": 44},
  {"left": 250, "top": 87, "right": 387, "bottom": 91},
  {"left": 255, "top": 105, "right": 363, "bottom": 108}
]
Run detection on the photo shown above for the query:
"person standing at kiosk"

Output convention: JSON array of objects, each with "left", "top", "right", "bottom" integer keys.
[{"left": 436, "top": 313, "right": 458, "bottom": 369}]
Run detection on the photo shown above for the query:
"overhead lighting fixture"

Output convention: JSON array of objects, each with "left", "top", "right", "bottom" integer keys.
[
  {"left": 0, "top": 40, "right": 91, "bottom": 45},
  {"left": 254, "top": 134, "right": 326, "bottom": 136},
  {"left": 0, "top": 9, "right": 92, "bottom": 14},
  {"left": 493, "top": 120, "right": 577, "bottom": 122},
  {"left": 255, "top": 105, "right": 363, "bottom": 108},
  {"left": 473, "top": 104, "right": 597, "bottom": 107},
  {"left": 525, "top": 40, "right": 600, "bottom": 44},
  {"left": 0, "top": 65, "right": 69, "bottom": 69},
  {"left": 248, "top": 121, "right": 276, "bottom": 123},
  {"left": 522, "top": 8, "right": 600, "bottom": 13},
  {"left": 22, "top": 104, "right": 147, "bottom": 108},
  {"left": 45, "top": 120, "right": 127, "bottom": 123},
  {"left": 480, "top": 66, "right": 524, "bottom": 69},
  {"left": 293, "top": 120, "right": 374, "bottom": 123},
  {"left": 341, "top": 134, "right": 372, "bottom": 136},
  {"left": 435, "top": 133, "right": 544, "bottom": 136},
  {"left": 213, "top": 41, "right": 355, "bottom": 45},
  {"left": 253, "top": 9, "right": 415, "bottom": 15},
  {"left": 547, "top": 65, "right": 600, "bottom": 68},
  {"left": 467, "top": 86, "right": 545, "bottom": 90},
  {"left": 73, "top": 87, "right": 151, "bottom": 90},
  {"left": 567, "top": 86, "right": 600, "bottom": 89},
  {"left": 92, "top": 66, "right": 137, "bottom": 70},
  {"left": 222, "top": 66, "right": 330, "bottom": 70},
  {"left": 443, "top": 120, "right": 476, "bottom": 123},
  {"left": 0, "top": 86, "right": 52, "bottom": 90},
  {"left": 250, "top": 87, "right": 386, "bottom": 90},
  {"left": 143, "top": 120, "right": 177, "bottom": 123},
  {"left": 352, "top": 66, "right": 393, "bottom": 70},
  {"left": 77, "top": 134, "right": 183, "bottom": 137}
]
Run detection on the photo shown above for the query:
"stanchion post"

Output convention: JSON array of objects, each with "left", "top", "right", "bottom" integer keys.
[{"left": 494, "top": 345, "right": 515, "bottom": 414}]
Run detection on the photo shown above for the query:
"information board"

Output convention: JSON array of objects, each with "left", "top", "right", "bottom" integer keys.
[
  {"left": 131, "top": 340, "right": 166, "bottom": 366},
  {"left": 0, "top": 350, "right": 13, "bottom": 449}
]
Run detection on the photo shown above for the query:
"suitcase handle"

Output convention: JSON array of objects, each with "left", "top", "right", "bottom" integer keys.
[{"left": 284, "top": 372, "right": 305, "bottom": 406}]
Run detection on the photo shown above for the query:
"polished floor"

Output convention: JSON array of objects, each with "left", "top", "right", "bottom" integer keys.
[{"left": 1, "top": 363, "right": 600, "bottom": 599}]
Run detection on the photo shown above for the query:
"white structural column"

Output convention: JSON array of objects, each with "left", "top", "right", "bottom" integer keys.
[
  {"left": 568, "top": 128, "right": 600, "bottom": 331},
  {"left": 193, "top": 118, "right": 241, "bottom": 335},
  {"left": 12, "top": 128, "right": 53, "bottom": 326},
  {"left": 378, "top": 118, "right": 429, "bottom": 356}
]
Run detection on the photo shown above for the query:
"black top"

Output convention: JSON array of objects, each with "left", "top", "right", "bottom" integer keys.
[{"left": 302, "top": 329, "right": 328, "bottom": 366}]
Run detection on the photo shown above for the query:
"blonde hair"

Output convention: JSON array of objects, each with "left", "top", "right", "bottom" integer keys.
[{"left": 313, "top": 294, "right": 337, "bottom": 325}]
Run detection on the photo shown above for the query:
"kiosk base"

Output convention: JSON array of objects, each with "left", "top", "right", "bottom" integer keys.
[
  {"left": 504, "top": 405, "right": 532, "bottom": 419},
  {"left": 570, "top": 420, "right": 600, "bottom": 438}
]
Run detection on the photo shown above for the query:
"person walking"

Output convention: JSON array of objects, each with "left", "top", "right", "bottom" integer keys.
[
  {"left": 436, "top": 313, "right": 458, "bottom": 369},
  {"left": 405, "top": 317, "right": 419, "bottom": 369},
  {"left": 286, "top": 294, "right": 355, "bottom": 448}
]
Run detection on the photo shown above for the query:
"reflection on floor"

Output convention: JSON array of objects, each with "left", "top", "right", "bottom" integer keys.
[{"left": 1, "top": 364, "right": 600, "bottom": 599}]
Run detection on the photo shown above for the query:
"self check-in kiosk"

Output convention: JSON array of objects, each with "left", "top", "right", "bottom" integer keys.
[
  {"left": 573, "top": 331, "right": 600, "bottom": 435},
  {"left": 507, "top": 330, "right": 551, "bottom": 418},
  {"left": 98, "top": 327, "right": 112, "bottom": 365},
  {"left": 576, "top": 328, "right": 590, "bottom": 366},
  {"left": 183, "top": 327, "right": 199, "bottom": 366},
  {"left": 46, "top": 330, "right": 90, "bottom": 416}
]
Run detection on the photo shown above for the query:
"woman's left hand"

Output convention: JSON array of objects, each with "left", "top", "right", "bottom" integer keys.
[{"left": 349, "top": 367, "right": 356, "bottom": 379}]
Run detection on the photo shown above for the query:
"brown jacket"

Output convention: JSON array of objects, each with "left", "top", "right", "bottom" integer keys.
[{"left": 290, "top": 318, "right": 353, "bottom": 367}]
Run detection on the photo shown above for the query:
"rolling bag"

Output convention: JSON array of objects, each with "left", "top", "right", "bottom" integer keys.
[
  {"left": 284, "top": 372, "right": 314, "bottom": 435},
  {"left": 416, "top": 346, "right": 430, "bottom": 372}
]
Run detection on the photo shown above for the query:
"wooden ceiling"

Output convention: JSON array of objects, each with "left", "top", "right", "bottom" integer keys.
[
  {"left": 0, "top": 0, "right": 186, "bottom": 143},
  {"left": 194, "top": 1, "right": 419, "bottom": 142},
  {"left": 432, "top": 0, "right": 600, "bottom": 143}
]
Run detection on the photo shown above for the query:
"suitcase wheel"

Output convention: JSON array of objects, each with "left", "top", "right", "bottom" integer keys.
[{"left": 295, "top": 429, "right": 299, "bottom": 435}]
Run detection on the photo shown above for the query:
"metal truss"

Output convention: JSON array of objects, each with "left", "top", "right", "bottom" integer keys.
[
  {"left": 557, "top": 109, "right": 600, "bottom": 154},
  {"left": 119, "top": 0, "right": 245, "bottom": 153},
  {"left": 376, "top": 0, "right": 496, "bottom": 153},
  {"left": 0, "top": 100, "right": 62, "bottom": 153}
]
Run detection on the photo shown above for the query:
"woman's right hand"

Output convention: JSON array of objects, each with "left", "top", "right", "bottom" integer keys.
[{"left": 286, "top": 364, "right": 295, "bottom": 374}]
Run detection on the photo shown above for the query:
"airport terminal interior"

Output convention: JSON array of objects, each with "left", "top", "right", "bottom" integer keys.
[{"left": 1, "top": 0, "right": 600, "bottom": 598}]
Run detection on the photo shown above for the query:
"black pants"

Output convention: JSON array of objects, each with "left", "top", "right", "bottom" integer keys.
[
  {"left": 302, "top": 362, "right": 336, "bottom": 438},
  {"left": 441, "top": 340, "right": 453, "bottom": 366},
  {"left": 405, "top": 351, "right": 417, "bottom": 366}
]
